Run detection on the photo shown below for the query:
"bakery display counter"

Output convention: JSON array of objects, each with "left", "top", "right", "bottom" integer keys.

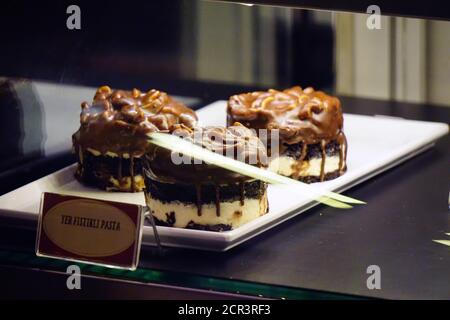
[{"left": 0, "top": 80, "right": 448, "bottom": 299}]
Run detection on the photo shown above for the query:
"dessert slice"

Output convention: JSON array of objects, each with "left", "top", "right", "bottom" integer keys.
[
  {"left": 143, "top": 124, "right": 269, "bottom": 231},
  {"left": 72, "top": 86, "right": 197, "bottom": 192},
  {"left": 227, "top": 86, "right": 347, "bottom": 182}
]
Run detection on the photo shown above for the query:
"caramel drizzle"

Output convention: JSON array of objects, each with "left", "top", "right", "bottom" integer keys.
[
  {"left": 239, "top": 182, "right": 245, "bottom": 206},
  {"left": 78, "top": 147, "right": 84, "bottom": 165},
  {"left": 117, "top": 155, "right": 123, "bottom": 181},
  {"left": 337, "top": 131, "right": 347, "bottom": 174},
  {"left": 320, "top": 140, "right": 326, "bottom": 182},
  {"left": 130, "top": 155, "right": 135, "bottom": 192},
  {"left": 77, "top": 147, "right": 84, "bottom": 176},
  {"left": 228, "top": 86, "right": 343, "bottom": 147},
  {"left": 300, "top": 142, "right": 308, "bottom": 161},
  {"left": 215, "top": 185, "right": 221, "bottom": 217},
  {"left": 195, "top": 184, "right": 202, "bottom": 216},
  {"left": 290, "top": 136, "right": 347, "bottom": 181},
  {"left": 292, "top": 141, "right": 308, "bottom": 179}
]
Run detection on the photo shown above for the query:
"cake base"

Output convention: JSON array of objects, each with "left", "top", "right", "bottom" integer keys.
[
  {"left": 269, "top": 140, "right": 347, "bottom": 182},
  {"left": 144, "top": 179, "right": 268, "bottom": 231},
  {"left": 75, "top": 149, "right": 145, "bottom": 192}
]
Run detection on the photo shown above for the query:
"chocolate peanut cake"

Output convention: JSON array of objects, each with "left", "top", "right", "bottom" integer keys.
[
  {"left": 72, "top": 86, "right": 197, "bottom": 192},
  {"left": 143, "top": 124, "right": 269, "bottom": 231},
  {"left": 227, "top": 86, "right": 347, "bottom": 183}
]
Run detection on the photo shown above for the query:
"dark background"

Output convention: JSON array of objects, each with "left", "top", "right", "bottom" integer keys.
[{"left": 0, "top": 0, "right": 334, "bottom": 95}]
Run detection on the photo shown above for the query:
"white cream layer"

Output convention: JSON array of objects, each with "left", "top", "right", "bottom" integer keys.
[
  {"left": 269, "top": 155, "right": 340, "bottom": 177},
  {"left": 146, "top": 192, "right": 268, "bottom": 229}
]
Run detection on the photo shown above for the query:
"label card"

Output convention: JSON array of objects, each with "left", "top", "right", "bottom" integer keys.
[{"left": 36, "top": 192, "right": 145, "bottom": 270}]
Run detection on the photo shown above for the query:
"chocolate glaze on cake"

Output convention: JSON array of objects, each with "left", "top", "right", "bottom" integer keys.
[
  {"left": 145, "top": 124, "right": 267, "bottom": 184},
  {"left": 227, "top": 86, "right": 347, "bottom": 181},
  {"left": 72, "top": 85, "right": 198, "bottom": 192}
]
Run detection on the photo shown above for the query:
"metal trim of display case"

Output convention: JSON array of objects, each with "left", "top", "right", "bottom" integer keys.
[{"left": 216, "top": 0, "right": 450, "bottom": 21}]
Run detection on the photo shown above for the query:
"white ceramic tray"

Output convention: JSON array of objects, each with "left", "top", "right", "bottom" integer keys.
[{"left": 0, "top": 101, "right": 447, "bottom": 251}]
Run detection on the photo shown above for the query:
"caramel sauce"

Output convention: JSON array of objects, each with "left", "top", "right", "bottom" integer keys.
[
  {"left": 130, "top": 155, "right": 135, "bottom": 192},
  {"left": 239, "top": 182, "right": 245, "bottom": 206},
  {"left": 228, "top": 86, "right": 343, "bottom": 145},
  {"left": 291, "top": 142, "right": 308, "bottom": 179},
  {"left": 117, "top": 155, "right": 122, "bottom": 180},
  {"left": 195, "top": 184, "right": 202, "bottom": 216},
  {"left": 215, "top": 185, "right": 221, "bottom": 217},
  {"left": 320, "top": 140, "right": 326, "bottom": 182},
  {"left": 337, "top": 131, "right": 347, "bottom": 174}
]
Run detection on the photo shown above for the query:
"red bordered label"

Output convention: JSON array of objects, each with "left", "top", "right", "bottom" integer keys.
[{"left": 36, "top": 192, "right": 144, "bottom": 270}]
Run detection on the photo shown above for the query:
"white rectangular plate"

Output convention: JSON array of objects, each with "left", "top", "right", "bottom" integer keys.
[{"left": 0, "top": 100, "right": 447, "bottom": 251}]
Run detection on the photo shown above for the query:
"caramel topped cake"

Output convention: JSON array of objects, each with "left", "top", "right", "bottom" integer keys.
[
  {"left": 72, "top": 86, "right": 197, "bottom": 192},
  {"left": 143, "top": 124, "right": 269, "bottom": 231},
  {"left": 227, "top": 86, "right": 347, "bottom": 182}
]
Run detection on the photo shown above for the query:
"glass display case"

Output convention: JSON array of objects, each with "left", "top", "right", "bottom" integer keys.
[{"left": 0, "top": 0, "right": 449, "bottom": 299}]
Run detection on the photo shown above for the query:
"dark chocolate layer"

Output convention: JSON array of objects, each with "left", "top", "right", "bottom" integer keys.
[
  {"left": 145, "top": 177, "right": 267, "bottom": 204},
  {"left": 283, "top": 140, "right": 341, "bottom": 160},
  {"left": 75, "top": 152, "right": 144, "bottom": 191}
]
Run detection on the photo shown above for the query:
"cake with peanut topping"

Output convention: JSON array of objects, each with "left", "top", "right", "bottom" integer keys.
[
  {"left": 72, "top": 86, "right": 198, "bottom": 192},
  {"left": 227, "top": 86, "right": 347, "bottom": 182}
]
